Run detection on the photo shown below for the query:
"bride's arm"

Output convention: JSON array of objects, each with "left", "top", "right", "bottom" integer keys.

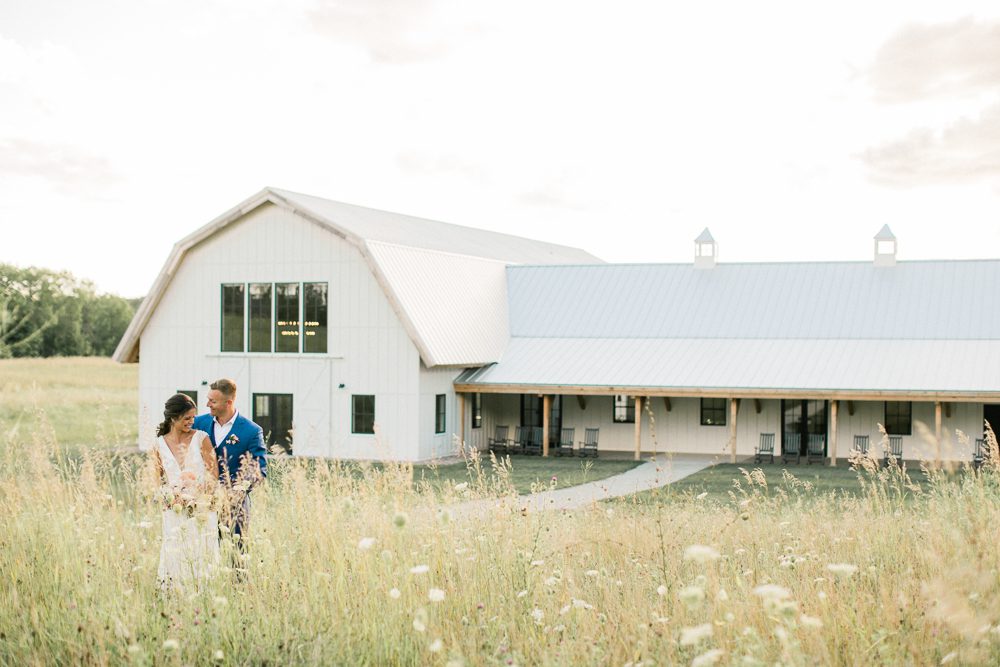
[{"left": 200, "top": 434, "right": 219, "bottom": 491}]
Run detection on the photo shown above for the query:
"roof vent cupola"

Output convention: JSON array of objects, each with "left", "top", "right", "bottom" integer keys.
[
  {"left": 874, "top": 224, "right": 897, "bottom": 267},
  {"left": 694, "top": 228, "right": 717, "bottom": 269}
]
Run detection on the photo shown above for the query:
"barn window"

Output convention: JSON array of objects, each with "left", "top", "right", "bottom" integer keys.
[
  {"left": 700, "top": 398, "right": 727, "bottom": 426},
  {"left": 253, "top": 393, "right": 293, "bottom": 454},
  {"left": 221, "top": 284, "right": 245, "bottom": 352},
  {"left": 177, "top": 389, "right": 197, "bottom": 406},
  {"left": 613, "top": 395, "right": 635, "bottom": 423},
  {"left": 435, "top": 394, "right": 446, "bottom": 434},
  {"left": 275, "top": 283, "right": 300, "bottom": 353},
  {"left": 303, "top": 282, "right": 328, "bottom": 354},
  {"left": 352, "top": 394, "right": 375, "bottom": 434},
  {"left": 884, "top": 401, "right": 912, "bottom": 436},
  {"left": 472, "top": 393, "right": 482, "bottom": 429},
  {"left": 248, "top": 283, "right": 272, "bottom": 353}
]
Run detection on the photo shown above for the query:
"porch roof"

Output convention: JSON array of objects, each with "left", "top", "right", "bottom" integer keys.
[{"left": 454, "top": 337, "right": 1000, "bottom": 401}]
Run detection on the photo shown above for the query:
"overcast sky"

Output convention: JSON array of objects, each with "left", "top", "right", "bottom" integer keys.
[{"left": 3, "top": 0, "right": 1000, "bottom": 297}]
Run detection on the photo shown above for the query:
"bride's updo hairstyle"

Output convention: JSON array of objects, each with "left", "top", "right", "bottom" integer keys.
[{"left": 156, "top": 393, "right": 198, "bottom": 437}]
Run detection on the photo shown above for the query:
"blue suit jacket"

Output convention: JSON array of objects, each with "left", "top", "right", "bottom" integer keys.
[{"left": 193, "top": 412, "right": 268, "bottom": 484}]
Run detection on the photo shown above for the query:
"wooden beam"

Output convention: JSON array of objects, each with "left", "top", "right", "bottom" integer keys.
[
  {"left": 542, "top": 395, "right": 551, "bottom": 457},
  {"left": 729, "top": 398, "right": 738, "bottom": 464},
  {"left": 663, "top": 396, "right": 672, "bottom": 412},
  {"left": 452, "top": 383, "right": 1000, "bottom": 403},
  {"left": 935, "top": 401, "right": 942, "bottom": 466},
  {"left": 634, "top": 396, "right": 643, "bottom": 461},
  {"left": 576, "top": 395, "right": 587, "bottom": 410},
  {"left": 754, "top": 398, "right": 762, "bottom": 414},
  {"left": 458, "top": 393, "right": 465, "bottom": 449},
  {"left": 829, "top": 400, "right": 838, "bottom": 467}
]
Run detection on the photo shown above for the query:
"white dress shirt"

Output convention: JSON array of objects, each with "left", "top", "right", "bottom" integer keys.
[{"left": 214, "top": 410, "right": 239, "bottom": 447}]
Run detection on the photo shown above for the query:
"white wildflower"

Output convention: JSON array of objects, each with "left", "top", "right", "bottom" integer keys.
[
  {"left": 800, "top": 614, "right": 823, "bottom": 628},
  {"left": 213, "top": 649, "right": 225, "bottom": 662},
  {"left": 826, "top": 563, "right": 858, "bottom": 578},
  {"left": 691, "top": 648, "right": 725, "bottom": 666},
  {"left": 162, "top": 639, "right": 179, "bottom": 651},
  {"left": 213, "top": 595, "right": 228, "bottom": 607},
  {"left": 584, "top": 569, "right": 599, "bottom": 578},
  {"left": 696, "top": 492, "right": 709, "bottom": 500},
  {"left": 716, "top": 588, "right": 729, "bottom": 602},
  {"left": 684, "top": 545, "right": 721, "bottom": 564},
  {"left": 531, "top": 608, "right": 544, "bottom": 624},
  {"left": 516, "top": 590, "right": 528, "bottom": 598},
  {"left": 454, "top": 482, "right": 469, "bottom": 492},
  {"left": 679, "top": 585, "right": 706, "bottom": 605},
  {"left": 752, "top": 584, "right": 791, "bottom": 601},
  {"left": 559, "top": 604, "right": 571, "bottom": 615},
  {"left": 656, "top": 584, "right": 668, "bottom": 596},
  {"left": 530, "top": 559, "right": 545, "bottom": 566},
  {"left": 679, "top": 623, "right": 713, "bottom": 646},
  {"left": 544, "top": 576, "right": 559, "bottom": 587},
  {"left": 429, "top": 588, "right": 446, "bottom": 603},
  {"left": 410, "top": 564, "right": 429, "bottom": 574},
  {"left": 357, "top": 537, "right": 376, "bottom": 551},
  {"left": 137, "top": 521, "right": 153, "bottom": 529},
  {"left": 389, "top": 588, "right": 401, "bottom": 599},
  {"left": 428, "top": 639, "right": 443, "bottom": 653},
  {"left": 572, "top": 598, "right": 593, "bottom": 610}
]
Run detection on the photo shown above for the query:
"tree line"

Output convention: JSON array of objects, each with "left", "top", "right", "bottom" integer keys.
[{"left": 0, "top": 263, "right": 139, "bottom": 358}]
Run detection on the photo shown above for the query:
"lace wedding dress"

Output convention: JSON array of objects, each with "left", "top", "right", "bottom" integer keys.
[{"left": 156, "top": 430, "right": 220, "bottom": 590}]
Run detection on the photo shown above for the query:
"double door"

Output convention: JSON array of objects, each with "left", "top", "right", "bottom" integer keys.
[{"left": 782, "top": 399, "right": 828, "bottom": 456}]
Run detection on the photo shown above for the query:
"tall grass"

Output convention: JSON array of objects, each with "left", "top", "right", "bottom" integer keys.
[{"left": 3, "top": 419, "right": 1000, "bottom": 665}]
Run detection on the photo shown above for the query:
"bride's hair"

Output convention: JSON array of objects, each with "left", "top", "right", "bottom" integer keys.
[{"left": 156, "top": 393, "right": 198, "bottom": 437}]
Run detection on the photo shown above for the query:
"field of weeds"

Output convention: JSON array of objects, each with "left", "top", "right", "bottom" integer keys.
[{"left": 3, "top": 417, "right": 1000, "bottom": 666}]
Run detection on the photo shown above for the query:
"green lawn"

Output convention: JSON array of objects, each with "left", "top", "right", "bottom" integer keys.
[{"left": 414, "top": 455, "right": 641, "bottom": 496}]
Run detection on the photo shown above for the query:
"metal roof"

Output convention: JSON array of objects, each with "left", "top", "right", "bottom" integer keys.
[
  {"left": 506, "top": 260, "right": 1000, "bottom": 340},
  {"left": 457, "top": 337, "right": 1000, "bottom": 395},
  {"left": 457, "top": 259, "right": 1000, "bottom": 397}
]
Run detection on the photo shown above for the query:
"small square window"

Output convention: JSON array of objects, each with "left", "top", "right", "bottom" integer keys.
[
  {"left": 701, "top": 398, "right": 727, "bottom": 426},
  {"left": 884, "top": 401, "right": 911, "bottom": 436},
  {"left": 613, "top": 395, "right": 635, "bottom": 423},
  {"left": 352, "top": 395, "right": 375, "bottom": 435}
]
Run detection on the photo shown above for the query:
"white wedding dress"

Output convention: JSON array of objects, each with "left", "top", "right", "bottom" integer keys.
[{"left": 156, "top": 430, "right": 220, "bottom": 590}]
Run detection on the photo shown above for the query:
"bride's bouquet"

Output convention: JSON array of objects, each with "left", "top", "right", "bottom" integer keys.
[{"left": 155, "top": 471, "right": 221, "bottom": 518}]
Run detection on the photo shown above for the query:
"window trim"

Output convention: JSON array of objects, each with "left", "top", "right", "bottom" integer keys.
[
  {"left": 435, "top": 394, "right": 447, "bottom": 434},
  {"left": 612, "top": 394, "right": 636, "bottom": 423},
  {"left": 700, "top": 398, "right": 727, "bottom": 426},
  {"left": 884, "top": 401, "right": 912, "bottom": 436},
  {"left": 352, "top": 394, "right": 375, "bottom": 435}
]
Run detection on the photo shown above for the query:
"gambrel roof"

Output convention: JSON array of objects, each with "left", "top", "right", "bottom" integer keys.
[
  {"left": 113, "top": 187, "right": 601, "bottom": 365},
  {"left": 456, "top": 260, "right": 1000, "bottom": 400}
]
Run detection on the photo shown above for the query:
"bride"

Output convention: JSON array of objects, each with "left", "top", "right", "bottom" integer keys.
[{"left": 152, "top": 393, "right": 221, "bottom": 590}]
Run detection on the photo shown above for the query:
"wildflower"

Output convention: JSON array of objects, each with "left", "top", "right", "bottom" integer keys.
[
  {"left": 716, "top": 588, "right": 729, "bottom": 602},
  {"left": 696, "top": 491, "right": 709, "bottom": 500},
  {"left": 572, "top": 598, "right": 594, "bottom": 610},
  {"left": 410, "top": 565, "right": 430, "bottom": 574},
  {"left": 162, "top": 638, "right": 179, "bottom": 651},
  {"left": 393, "top": 512, "right": 408, "bottom": 528},
  {"left": 679, "top": 623, "right": 713, "bottom": 646},
  {"left": 137, "top": 521, "right": 153, "bottom": 529},
  {"left": 559, "top": 604, "right": 571, "bottom": 615},
  {"left": 584, "top": 570, "right": 599, "bottom": 578},
  {"left": 800, "top": 614, "right": 823, "bottom": 628},
  {"left": 531, "top": 608, "right": 544, "bottom": 624},
  {"left": 544, "top": 577, "right": 559, "bottom": 587},
  {"left": 454, "top": 482, "right": 469, "bottom": 492},
  {"left": 389, "top": 588, "right": 401, "bottom": 599},
  {"left": 429, "top": 588, "right": 446, "bottom": 603},
  {"left": 530, "top": 559, "right": 545, "bottom": 566},
  {"left": 127, "top": 644, "right": 141, "bottom": 655},
  {"left": 692, "top": 648, "right": 725, "bottom": 667},
  {"left": 358, "top": 537, "right": 376, "bottom": 551},
  {"left": 817, "top": 591, "right": 828, "bottom": 601},
  {"left": 684, "top": 544, "right": 719, "bottom": 564},
  {"left": 213, "top": 595, "right": 228, "bottom": 606},
  {"left": 679, "top": 585, "right": 706, "bottom": 605},
  {"left": 428, "top": 639, "right": 443, "bottom": 653},
  {"left": 826, "top": 563, "right": 858, "bottom": 578},
  {"left": 752, "top": 584, "right": 791, "bottom": 601},
  {"left": 213, "top": 649, "right": 225, "bottom": 661},
  {"left": 413, "top": 608, "right": 428, "bottom": 633},
  {"left": 656, "top": 584, "right": 668, "bottom": 596},
  {"left": 516, "top": 590, "right": 528, "bottom": 598}
]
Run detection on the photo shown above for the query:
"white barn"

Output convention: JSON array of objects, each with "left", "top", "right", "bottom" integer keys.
[{"left": 116, "top": 189, "right": 1000, "bottom": 463}]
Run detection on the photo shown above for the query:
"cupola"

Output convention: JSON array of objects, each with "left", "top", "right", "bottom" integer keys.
[
  {"left": 874, "top": 224, "right": 897, "bottom": 267},
  {"left": 694, "top": 228, "right": 717, "bottom": 269}
]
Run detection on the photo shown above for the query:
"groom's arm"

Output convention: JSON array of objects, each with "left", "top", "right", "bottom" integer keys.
[{"left": 244, "top": 424, "right": 267, "bottom": 480}]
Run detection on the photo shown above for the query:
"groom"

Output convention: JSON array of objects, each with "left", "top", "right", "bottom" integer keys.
[{"left": 193, "top": 378, "right": 267, "bottom": 552}]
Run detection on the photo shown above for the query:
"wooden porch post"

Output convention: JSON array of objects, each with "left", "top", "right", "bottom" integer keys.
[
  {"left": 830, "top": 400, "right": 838, "bottom": 467},
  {"left": 458, "top": 393, "right": 465, "bottom": 448},
  {"left": 542, "top": 394, "right": 551, "bottom": 457},
  {"left": 634, "top": 396, "right": 643, "bottom": 460},
  {"left": 935, "top": 400, "right": 943, "bottom": 466},
  {"left": 729, "top": 398, "right": 738, "bottom": 464}
]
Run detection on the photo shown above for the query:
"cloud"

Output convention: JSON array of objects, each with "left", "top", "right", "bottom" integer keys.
[
  {"left": 517, "top": 186, "right": 586, "bottom": 211},
  {"left": 0, "top": 138, "right": 120, "bottom": 193},
  {"left": 860, "top": 102, "right": 1000, "bottom": 185},
  {"left": 305, "top": 0, "right": 451, "bottom": 64},
  {"left": 869, "top": 18, "right": 1000, "bottom": 103}
]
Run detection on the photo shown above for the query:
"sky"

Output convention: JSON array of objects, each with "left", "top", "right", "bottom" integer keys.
[{"left": 2, "top": 0, "right": 1000, "bottom": 298}]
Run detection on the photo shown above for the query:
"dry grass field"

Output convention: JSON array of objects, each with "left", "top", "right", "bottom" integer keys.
[{"left": 2, "top": 358, "right": 1000, "bottom": 665}]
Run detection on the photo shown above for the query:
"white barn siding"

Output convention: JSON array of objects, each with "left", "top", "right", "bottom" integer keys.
[
  {"left": 136, "top": 203, "right": 424, "bottom": 459},
  {"left": 418, "top": 366, "right": 464, "bottom": 460}
]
